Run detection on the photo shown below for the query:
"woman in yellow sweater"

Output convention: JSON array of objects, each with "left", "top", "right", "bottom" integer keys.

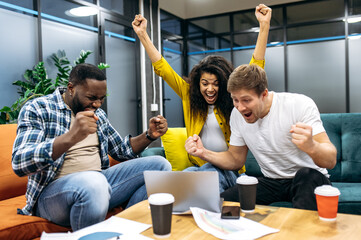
[{"left": 132, "top": 4, "right": 272, "bottom": 193}]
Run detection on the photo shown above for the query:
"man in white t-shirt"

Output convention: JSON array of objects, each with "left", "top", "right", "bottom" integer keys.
[{"left": 185, "top": 64, "right": 337, "bottom": 210}]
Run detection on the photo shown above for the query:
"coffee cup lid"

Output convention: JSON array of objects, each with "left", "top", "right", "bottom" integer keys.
[
  {"left": 236, "top": 175, "right": 258, "bottom": 185},
  {"left": 148, "top": 193, "right": 175, "bottom": 205},
  {"left": 314, "top": 185, "right": 340, "bottom": 196}
]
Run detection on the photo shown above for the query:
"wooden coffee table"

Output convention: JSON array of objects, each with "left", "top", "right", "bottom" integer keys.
[{"left": 116, "top": 200, "right": 361, "bottom": 239}]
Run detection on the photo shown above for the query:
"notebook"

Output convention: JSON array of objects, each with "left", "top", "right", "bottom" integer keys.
[{"left": 144, "top": 171, "right": 222, "bottom": 213}]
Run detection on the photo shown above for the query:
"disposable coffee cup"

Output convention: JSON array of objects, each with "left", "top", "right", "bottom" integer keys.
[
  {"left": 148, "top": 193, "right": 175, "bottom": 238},
  {"left": 314, "top": 185, "right": 340, "bottom": 221},
  {"left": 237, "top": 175, "right": 258, "bottom": 213}
]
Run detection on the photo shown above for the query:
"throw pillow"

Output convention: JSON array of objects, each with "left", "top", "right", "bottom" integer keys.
[{"left": 161, "top": 127, "right": 193, "bottom": 171}]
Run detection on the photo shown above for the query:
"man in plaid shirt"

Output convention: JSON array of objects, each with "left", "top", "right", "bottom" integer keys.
[{"left": 12, "top": 63, "right": 171, "bottom": 231}]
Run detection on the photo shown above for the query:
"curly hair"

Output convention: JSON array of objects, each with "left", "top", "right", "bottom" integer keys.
[{"left": 188, "top": 55, "right": 234, "bottom": 123}]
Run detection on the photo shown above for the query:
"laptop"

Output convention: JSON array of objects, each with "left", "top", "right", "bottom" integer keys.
[{"left": 144, "top": 171, "right": 222, "bottom": 213}]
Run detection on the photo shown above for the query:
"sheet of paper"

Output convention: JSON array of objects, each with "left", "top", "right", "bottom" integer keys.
[
  {"left": 41, "top": 232, "right": 153, "bottom": 240},
  {"left": 40, "top": 232, "right": 74, "bottom": 240},
  {"left": 73, "top": 216, "right": 151, "bottom": 238},
  {"left": 190, "top": 207, "right": 279, "bottom": 240},
  {"left": 41, "top": 216, "right": 151, "bottom": 240}
]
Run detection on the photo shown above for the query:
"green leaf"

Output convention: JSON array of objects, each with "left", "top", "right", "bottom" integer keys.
[
  {"left": 74, "top": 50, "right": 92, "bottom": 65},
  {"left": 98, "top": 63, "right": 110, "bottom": 70},
  {"left": 0, "top": 106, "right": 11, "bottom": 112}
]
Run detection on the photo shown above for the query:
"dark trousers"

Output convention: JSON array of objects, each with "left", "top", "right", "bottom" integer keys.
[{"left": 220, "top": 167, "right": 331, "bottom": 210}]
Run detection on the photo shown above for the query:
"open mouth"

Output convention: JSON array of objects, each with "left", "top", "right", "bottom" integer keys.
[
  {"left": 244, "top": 112, "right": 252, "bottom": 118},
  {"left": 205, "top": 93, "right": 216, "bottom": 102}
]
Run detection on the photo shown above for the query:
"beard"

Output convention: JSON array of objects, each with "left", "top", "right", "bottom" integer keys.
[{"left": 70, "top": 93, "right": 86, "bottom": 115}]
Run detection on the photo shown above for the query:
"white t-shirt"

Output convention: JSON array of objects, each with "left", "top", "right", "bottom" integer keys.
[
  {"left": 230, "top": 92, "right": 328, "bottom": 179},
  {"left": 200, "top": 105, "right": 228, "bottom": 152}
]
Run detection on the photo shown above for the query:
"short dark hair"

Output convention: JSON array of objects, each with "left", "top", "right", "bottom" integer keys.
[
  {"left": 227, "top": 64, "right": 268, "bottom": 96},
  {"left": 69, "top": 63, "right": 106, "bottom": 86}
]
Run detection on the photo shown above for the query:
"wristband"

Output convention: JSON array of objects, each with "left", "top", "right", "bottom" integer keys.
[{"left": 146, "top": 130, "right": 157, "bottom": 141}]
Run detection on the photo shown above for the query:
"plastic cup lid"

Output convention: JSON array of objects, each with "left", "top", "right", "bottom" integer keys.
[
  {"left": 314, "top": 185, "right": 340, "bottom": 196},
  {"left": 148, "top": 193, "right": 175, "bottom": 205},
  {"left": 236, "top": 175, "right": 258, "bottom": 185}
]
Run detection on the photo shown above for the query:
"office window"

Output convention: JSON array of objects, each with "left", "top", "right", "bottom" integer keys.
[
  {"left": 0, "top": 0, "right": 33, "bottom": 10},
  {"left": 162, "top": 39, "right": 184, "bottom": 127},
  {"left": 288, "top": 40, "right": 346, "bottom": 113},
  {"left": 188, "top": 23, "right": 203, "bottom": 38},
  {"left": 233, "top": 10, "right": 255, "bottom": 32},
  {"left": 269, "top": 29, "right": 284, "bottom": 44},
  {"left": 163, "top": 39, "right": 182, "bottom": 52},
  {"left": 190, "top": 15, "right": 230, "bottom": 34},
  {"left": 104, "top": 20, "right": 138, "bottom": 136},
  {"left": 161, "top": 11, "right": 182, "bottom": 36},
  {"left": 104, "top": 20, "right": 134, "bottom": 38},
  {"left": 81, "top": 0, "right": 96, "bottom": 3},
  {"left": 42, "top": 19, "right": 98, "bottom": 80},
  {"left": 42, "top": 0, "right": 97, "bottom": 30},
  {"left": 349, "top": 0, "right": 361, "bottom": 16},
  {"left": 233, "top": 7, "right": 283, "bottom": 32},
  {"left": 349, "top": 21, "right": 361, "bottom": 35},
  {"left": 188, "top": 40, "right": 204, "bottom": 53},
  {"left": 287, "top": 22, "right": 345, "bottom": 42},
  {"left": 220, "top": 36, "right": 231, "bottom": 49},
  {"left": 206, "top": 36, "right": 229, "bottom": 50},
  {"left": 234, "top": 32, "right": 258, "bottom": 47},
  {"left": 349, "top": 37, "right": 361, "bottom": 112},
  {"left": 0, "top": 7, "right": 38, "bottom": 108},
  {"left": 99, "top": 0, "right": 136, "bottom": 18},
  {"left": 286, "top": 0, "right": 344, "bottom": 24}
]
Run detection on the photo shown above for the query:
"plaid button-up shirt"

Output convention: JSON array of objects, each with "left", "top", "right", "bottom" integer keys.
[{"left": 12, "top": 88, "right": 136, "bottom": 215}]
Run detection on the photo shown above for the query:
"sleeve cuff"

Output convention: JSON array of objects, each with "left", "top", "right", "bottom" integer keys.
[{"left": 250, "top": 55, "right": 265, "bottom": 69}]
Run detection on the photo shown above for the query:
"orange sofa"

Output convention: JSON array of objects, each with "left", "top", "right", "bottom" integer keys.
[{"left": 0, "top": 124, "right": 122, "bottom": 240}]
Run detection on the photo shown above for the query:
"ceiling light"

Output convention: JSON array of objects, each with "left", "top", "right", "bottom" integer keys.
[
  {"left": 349, "top": 35, "right": 361, "bottom": 40},
  {"left": 343, "top": 17, "right": 361, "bottom": 23},
  {"left": 66, "top": 6, "right": 98, "bottom": 17}
]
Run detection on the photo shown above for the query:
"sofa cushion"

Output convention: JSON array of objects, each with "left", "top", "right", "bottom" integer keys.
[
  {"left": 160, "top": 128, "right": 193, "bottom": 171},
  {"left": 140, "top": 147, "right": 165, "bottom": 158},
  {"left": 322, "top": 113, "right": 361, "bottom": 182},
  {"left": 339, "top": 113, "right": 361, "bottom": 182},
  {"left": 320, "top": 114, "right": 342, "bottom": 182},
  {"left": 0, "top": 195, "right": 70, "bottom": 240},
  {"left": 0, "top": 124, "right": 27, "bottom": 200}
]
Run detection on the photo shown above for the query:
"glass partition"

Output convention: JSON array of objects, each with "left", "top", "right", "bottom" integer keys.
[
  {"left": 349, "top": 37, "right": 361, "bottom": 112},
  {"left": 0, "top": 8, "right": 38, "bottom": 108},
  {"left": 104, "top": 20, "right": 138, "bottom": 136},
  {"left": 287, "top": 40, "right": 346, "bottom": 113}
]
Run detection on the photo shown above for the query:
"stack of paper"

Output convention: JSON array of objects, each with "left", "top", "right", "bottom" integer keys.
[{"left": 190, "top": 207, "right": 279, "bottom": 240}]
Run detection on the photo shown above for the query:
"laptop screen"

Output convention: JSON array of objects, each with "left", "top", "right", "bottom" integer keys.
[{"left": 144, "top": 171, "right": 222, "bottom": 213}]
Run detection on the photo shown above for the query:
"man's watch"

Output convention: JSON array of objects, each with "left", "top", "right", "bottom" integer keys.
[{"left": 145, "top": 130, "right": 157, "bottom": 141}]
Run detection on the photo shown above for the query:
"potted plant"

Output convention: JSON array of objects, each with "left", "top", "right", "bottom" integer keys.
[{"left": 0, "top": 50, "right": 109, "bottom": 124}]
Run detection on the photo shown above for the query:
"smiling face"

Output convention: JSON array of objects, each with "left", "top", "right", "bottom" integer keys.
[
  {"left": 199, "top": 72, "right": 219, "bottom": 105},
  {"left": 68, "top": 78, "right": 107, "bottom": 115},
  {"left": 231, "top": 88, "right": 269, "bottom": 123}
]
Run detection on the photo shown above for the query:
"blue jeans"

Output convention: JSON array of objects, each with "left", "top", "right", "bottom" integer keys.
[
  {"left": 183, "top": 163, "right": 239, "bottom": 193},
  {"left": 35, "top": 156, "right": 171, "bottom": 231}
]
